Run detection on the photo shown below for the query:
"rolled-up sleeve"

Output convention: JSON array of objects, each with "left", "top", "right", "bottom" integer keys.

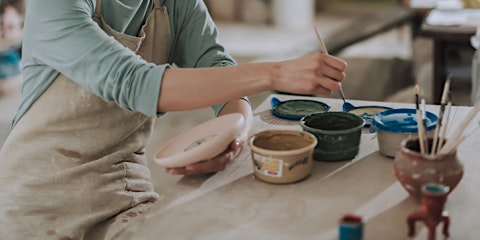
[{"left": 22, "top": 0, "right": 164, "bottom": 117}]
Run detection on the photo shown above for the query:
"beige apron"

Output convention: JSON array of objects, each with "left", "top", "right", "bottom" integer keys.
[{"left": 0, "top": 0, "right": 170, "bottom": 239}]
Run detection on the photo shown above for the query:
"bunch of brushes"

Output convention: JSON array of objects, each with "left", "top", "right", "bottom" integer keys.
[{"left": 415, "top": 74, "right": 480, "bottom": 156}]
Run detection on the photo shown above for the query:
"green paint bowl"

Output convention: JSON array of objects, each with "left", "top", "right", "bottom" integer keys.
[{"left": 300, "top": 112, "right": 365, "bottom": 162}]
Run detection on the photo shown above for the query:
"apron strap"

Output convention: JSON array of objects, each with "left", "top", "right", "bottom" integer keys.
[{"left": 95, "top": 0, "right": 102, "bottom": 15}]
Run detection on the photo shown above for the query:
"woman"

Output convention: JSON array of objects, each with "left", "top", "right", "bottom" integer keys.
[{"left": 0, "top": 0, "right": 347, "bottom": 239}]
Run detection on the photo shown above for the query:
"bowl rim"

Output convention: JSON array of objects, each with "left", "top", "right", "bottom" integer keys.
[
  {"left": 153, "top": 113, "right": 245, "bottom": 168},
  {"left": 270, "top": 97, "right": 330, "bottom": 120},
  {"left": 373, "top": 108, "right": 438, "bottom": 133},
  {"left": 248, "top": 129, "right": 317, "bottom": 155},
  {"left": 300, "top": 111, "right": 365, "bottom": 134}
]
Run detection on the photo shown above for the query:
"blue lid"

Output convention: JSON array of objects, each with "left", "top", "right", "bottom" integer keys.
[
  {"left": 271, "top": 97, "right": 330, "bottom": 121},
  {"left": 372, "top": 108, "right": 438, "bottom": 133}
]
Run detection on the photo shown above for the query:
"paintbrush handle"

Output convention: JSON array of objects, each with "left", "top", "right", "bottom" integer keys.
[
  {"left": 443, "top": 101, "right": 480, "bottom": 151},
  {"left": 432, "top": 77, "right": 451, "bottom": 154},
  {"left": 439, "top": 135, "right": 466, "bottom": 155},
  {"left": 339, "top": 84, "right": 346, "bottom": 103},
  {"left": 416, "top": 111, "right": 426, "bottom": 154},
  {"left": 315, "top": 27, "right": 346, "bottom": 103},
  {"left": 438, "top": 102, "right": 453, "bottom": 151},
  {"left": 431, "top": 104, "right": 446, "bottom": 155},
  {"left": 440, "top": 119, "right": 480, "bottom": 154},
  {"left": 421, "top": 99, "right": 430, "bottom": 154}
]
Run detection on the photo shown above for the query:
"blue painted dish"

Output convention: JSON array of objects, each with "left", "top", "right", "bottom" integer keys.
[
  {"left": 347, "top": 106, "right": 391, "bottom": 127},
  {"left": 271, "top": 97, "right": 330, "bottom": 121},
  {"left": 345, "top": 105, "right": 391, "bottom": 127}
]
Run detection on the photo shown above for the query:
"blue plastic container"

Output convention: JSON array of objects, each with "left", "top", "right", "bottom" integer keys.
[{"left": 372, "top": 108, "right": 438, "bottom": 158}]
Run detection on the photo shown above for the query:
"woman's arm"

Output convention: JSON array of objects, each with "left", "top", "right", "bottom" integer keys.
[
  {"left": 158, "top": 52, "right": 347, "bottom": 112},
  {"left": 162, "top": 0, "right": 346, "bottom": 113}
]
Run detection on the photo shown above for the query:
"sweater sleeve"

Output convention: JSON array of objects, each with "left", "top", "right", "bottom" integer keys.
[
  {"left": 166, "top": 0, "right": 249, "bottom": 116},
  {"left": 168, "top": 0, "right": 237, "bottom": 69},
  {"left": 22, "top": 0, "right": 164, "bottom": 117}
]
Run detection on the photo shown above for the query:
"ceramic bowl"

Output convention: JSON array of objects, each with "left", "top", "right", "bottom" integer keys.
[
  {"left": 372, "top": 108, "right": 438, "bottom": 158},
  {"left": 154, "top": 113, "right": 245, "bottom": 168},
  {"left": 300, "top": 112, "right": 365, "bottom": 161},
  {"left": 248, "top": 130, "right": 317, "bottom": 184},
  {"left": 345, "top": 105, "right": 391, "bottom": 127}
]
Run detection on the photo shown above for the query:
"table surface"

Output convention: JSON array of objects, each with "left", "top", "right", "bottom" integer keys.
[
  {"left": 419, "top": 8, "right": 478, "bottom": 40},
  {"left": 422, "top": 24, "right": 475, "bottom": 39},
  {"left": 136, "top": 94, "right": 480, "bottom": 240}
]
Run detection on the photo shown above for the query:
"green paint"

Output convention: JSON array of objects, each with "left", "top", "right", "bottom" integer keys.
[{"left": 275, "top": 100, "right": 328, "bottom": 117}]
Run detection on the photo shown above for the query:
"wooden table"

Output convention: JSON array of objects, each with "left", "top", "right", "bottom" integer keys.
[
  {"left": 136, "top": 94, "right": 480, "bottom": 240},
  {"left": 420, "top": 10, "right": 476, "bottom": 104}
]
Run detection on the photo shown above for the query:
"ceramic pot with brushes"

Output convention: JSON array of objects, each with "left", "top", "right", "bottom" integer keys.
[{"left": 393, "top": 137, "right": 464, "bottom": 203}]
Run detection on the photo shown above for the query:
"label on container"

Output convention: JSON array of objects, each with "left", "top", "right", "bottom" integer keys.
[{"left": 253, "top": 153, "right": 283, "bottom": 178}]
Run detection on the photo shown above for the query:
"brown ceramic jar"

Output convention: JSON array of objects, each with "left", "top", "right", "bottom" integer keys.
[{"left": 393, "top": 137, "right": 464, "bottom": 203}]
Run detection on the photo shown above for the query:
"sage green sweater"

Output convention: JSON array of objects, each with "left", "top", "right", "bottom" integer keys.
[{"left": 14, "top": 0, "right": 237, "bottom": 125}]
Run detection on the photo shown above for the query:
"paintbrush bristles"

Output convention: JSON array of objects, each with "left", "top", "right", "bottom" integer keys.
[
  {"left": 440, "top": 75, "right": 452, "bottom": 104},
  {"left": 415, "top": 85, "right": 420, "bottom": 109},
  {"left": 410, "top": 82, "right": 478, "bottom": 156}
]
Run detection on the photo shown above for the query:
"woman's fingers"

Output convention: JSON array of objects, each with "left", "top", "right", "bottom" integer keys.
[{"left": 273, "top": 52, "right": 347, "bottom": 95}]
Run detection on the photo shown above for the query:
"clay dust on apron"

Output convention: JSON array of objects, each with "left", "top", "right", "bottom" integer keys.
[{"left": 0, "top": 0, "right": 170, "bottom": 239}]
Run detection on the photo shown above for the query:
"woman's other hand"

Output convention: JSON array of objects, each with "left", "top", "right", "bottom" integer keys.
[{"left": 165, "top": 98, "right": 251, "bottom": 176}]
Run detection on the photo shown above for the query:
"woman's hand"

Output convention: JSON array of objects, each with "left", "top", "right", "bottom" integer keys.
[
  {"left": 272, "top": 52, "right": 347, "bottom": 96},
  {"left": 165, "top": 139, "right": 243, "bottom": 175},
  {"left": 165, "top": 98, "right": 252, "bottom": 176}
]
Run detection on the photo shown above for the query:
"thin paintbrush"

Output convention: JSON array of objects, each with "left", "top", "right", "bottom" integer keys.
[
  {"left": 314, "top": 27, "right": 346, "bottom": 103},
  {"left": 439, "top": 120, "right": 480, "bottom": 155},
  {"left": 431, "top": 74, "right": 452, "bottom": 155},
  {"left": 415, "top": 85, "right": 426, "bottom": 154},
  {"left": 440, "top": 100, "right": 480, "bottom": 154},
  {"left": 437, "top": 92, "right": 453, "bottom": 151},
  {"left": 421, "top": 97, "right": 430, "bottom": 154}
]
